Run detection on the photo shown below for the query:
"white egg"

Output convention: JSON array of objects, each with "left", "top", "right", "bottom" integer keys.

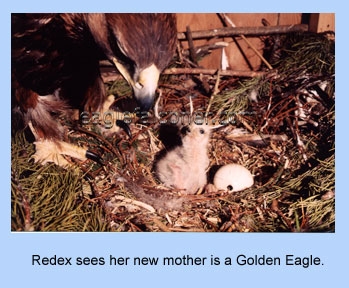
[{"left": 213, "top": 164, "right": 254, "bottom": 192}]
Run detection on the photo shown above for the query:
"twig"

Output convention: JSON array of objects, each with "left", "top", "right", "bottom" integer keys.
[
  {"left": 271, "top": 199, "right": 295, "bottom": 232},
  {"left": 177, "top": 24, "right": 309, "bottom": 40},
  {"left": 163, "top": 67, "right": 267, "bottom": 77},
  {"left": 225, "top": 130, "right": 288, "bottom": 143},
  {"left": 186, "top": 25, "right": 198, "bottom": 66},
  {"left": 102, "top": 64, "right": 269, "bottom": 79},
  {"left": 176, "top": 41, "right": 183, "bottom": 63},
  {"left": 151, "top": 217, "right": 171, "bottom": 232},
  {"left": 205, "top": 70, "right": 221, "bottom": 118},
  {"left": 234, "top": 113, "right": 254, "bottom": 133},
  {"left": 113, "top": 195, "right": 156, "bottom": 213}
]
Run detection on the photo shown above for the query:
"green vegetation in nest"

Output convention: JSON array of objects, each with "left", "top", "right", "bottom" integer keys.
[
  {"left": 272, "top": 32, "right": 335, "bottom": 77},
  {"left": 11, "top": 133, "right": 110, "bottom": 232},
  {"left": 105, "top": 77, "right": 132, "bottom": 98}
]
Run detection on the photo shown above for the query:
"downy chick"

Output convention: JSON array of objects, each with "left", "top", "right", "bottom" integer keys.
[{"left": 155, "top": 123, "right": 211, "bottom": 194}]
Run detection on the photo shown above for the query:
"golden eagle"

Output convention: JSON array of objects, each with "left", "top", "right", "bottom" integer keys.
[{"left": 12, "top": 13, "right": 177, "bottom": 166}]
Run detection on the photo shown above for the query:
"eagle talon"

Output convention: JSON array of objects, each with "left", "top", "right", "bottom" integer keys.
[
  {"left": 83, "top": 173, "right": 94, "bottom": 182},
  {"left": 85, "top": 150, "right": 104, "bottom": 165},
  {"left": 116, "top": 120, "right": 132, "bottom": 139}
]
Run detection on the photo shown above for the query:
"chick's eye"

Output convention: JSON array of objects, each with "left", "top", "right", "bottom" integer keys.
[
  {"left": 199, "top": 129, "right": 205, "bottom": 134},
  {"left": 181, "top": 126, "right": 190, "bottom": 134}
]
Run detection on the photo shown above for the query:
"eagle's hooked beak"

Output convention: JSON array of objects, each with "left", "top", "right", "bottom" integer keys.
[
  {"left": 133, "top": 64, "right": 160, "bottom": 111},
  {"left": 112, "top": 58, "right": 160, "bottom": 111}
]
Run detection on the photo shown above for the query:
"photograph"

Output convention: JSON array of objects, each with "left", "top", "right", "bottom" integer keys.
[{"left": 11, "top": 13, "right": 335, "bottom": 232}]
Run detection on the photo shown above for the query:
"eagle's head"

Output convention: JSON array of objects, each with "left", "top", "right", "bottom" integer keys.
[{"left": 87, "top": 13, "right": 177, "bottom": 111}]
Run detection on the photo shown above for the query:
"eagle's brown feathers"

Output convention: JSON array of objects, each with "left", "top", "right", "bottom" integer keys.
[{"left": 12, "top": 13, "right": 177, "bottom": 166}]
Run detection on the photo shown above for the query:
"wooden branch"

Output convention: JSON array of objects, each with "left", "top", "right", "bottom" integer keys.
[
  {"left": 163, "top": 67, "right": 267, "bottom": 78},
  {"left": 102, "top": 66, "right": 269, "bottom": 80},
  {"left": 177, "top": 24, "right": 308, "bottom": 40},
  {"left": 186, "top": 25, "right": 198, "bottom": 65},
  {"left": 181, "top": 41, "right": 229, "bottom": 58},
  {"left": 226, "top": 132, "right": 289, "bottom": 143}
]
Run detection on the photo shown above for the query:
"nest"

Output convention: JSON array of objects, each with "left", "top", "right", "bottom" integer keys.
[{"left": 11, "top": 30, "right": 335, "bottom": 232}]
